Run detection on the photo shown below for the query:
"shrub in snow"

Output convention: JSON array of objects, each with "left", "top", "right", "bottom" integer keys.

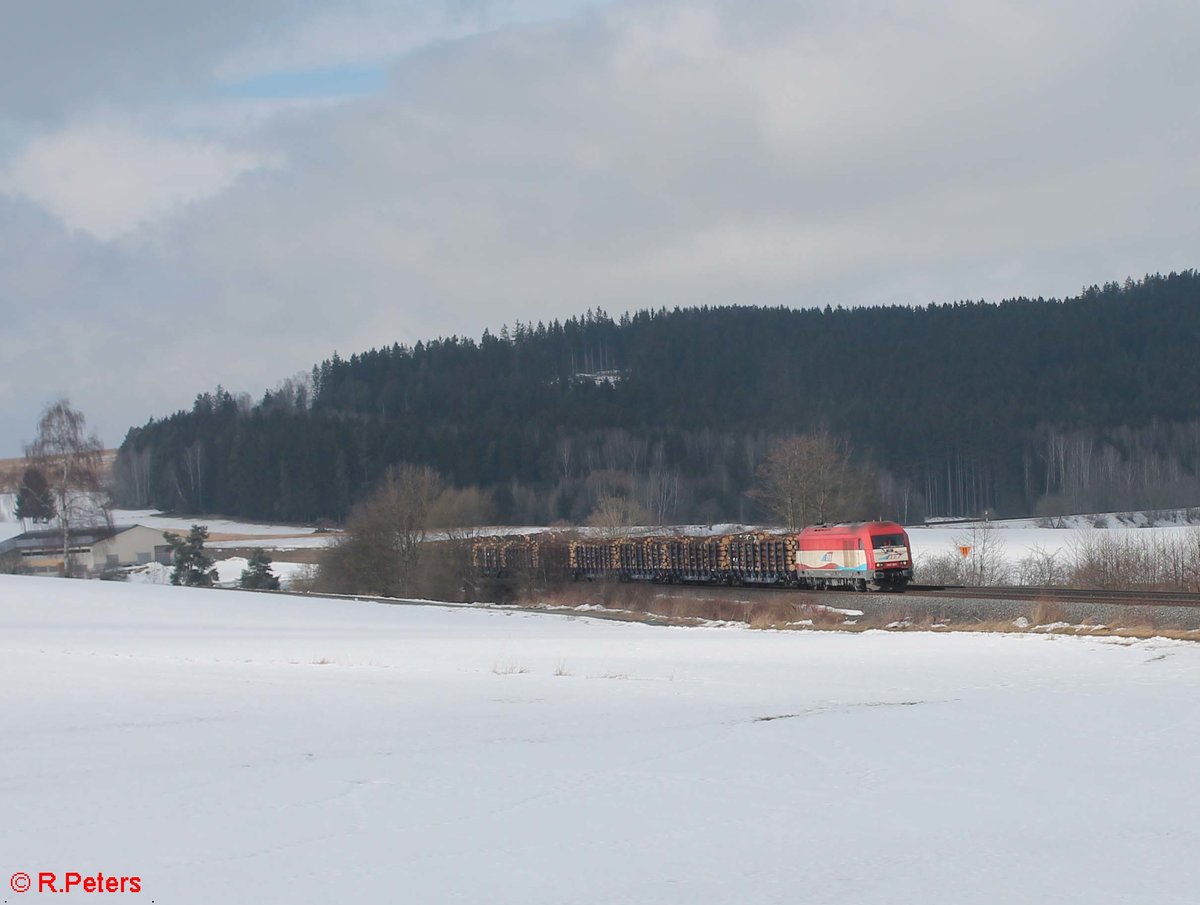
[
  {"left": 239, "top": 549, "right": 281, "bottom": 591},
  {"left": 166, "top": 525, "right": 218, "bottom": 588}
]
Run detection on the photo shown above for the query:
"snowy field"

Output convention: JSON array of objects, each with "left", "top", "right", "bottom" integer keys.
[
  {"left": 907, "top": 511, "right": 1200, "bottom": 563},
  {"left": 109, "top": 508, "right": 320, "bottom": 540},
  {"left": 125, "top": 557, "right": 314, "bottom": 589},
  {"left": 2, "top": 577, "right": 1198, "bottom": 903},
  {"left": 0, "top": 495, "right": 321, "bottom": 546}
]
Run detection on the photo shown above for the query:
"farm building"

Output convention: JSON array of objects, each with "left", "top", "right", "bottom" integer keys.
[{"left": 0, "top": 525, "right": 171, "bottom": 576}]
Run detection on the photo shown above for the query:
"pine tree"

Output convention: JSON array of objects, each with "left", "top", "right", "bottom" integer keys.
[
  {"left": 239, "top": 548, "right": 280, "bottom": 591},
  {"left": 14, "top": 466, "right": 56, "bottom": 525},
  {"left": 165, "top": 525, "right": 218, "bottom": 587}
]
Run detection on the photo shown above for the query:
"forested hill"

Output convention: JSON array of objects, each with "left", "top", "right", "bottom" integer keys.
[{"left": 115, "top": 271, "right": 1200, "bottom": 524}]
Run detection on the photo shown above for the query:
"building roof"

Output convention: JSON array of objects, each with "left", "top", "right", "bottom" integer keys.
[{"left": 0, "top": 524, "right": 161, "bottom": 555}]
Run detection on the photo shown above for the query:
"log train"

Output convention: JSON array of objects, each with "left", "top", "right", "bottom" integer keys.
[{"left": 471, "top": 521, "right": 914, "bottom": 592}]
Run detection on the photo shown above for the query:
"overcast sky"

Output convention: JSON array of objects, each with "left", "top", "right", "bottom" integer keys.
[{"left": 2, "top": 0, "right": 1198, "bottom": 455}]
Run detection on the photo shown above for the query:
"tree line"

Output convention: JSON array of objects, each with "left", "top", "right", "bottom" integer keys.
[{"left": 113, "top": 271, "right": 1200, "bottom": 524}]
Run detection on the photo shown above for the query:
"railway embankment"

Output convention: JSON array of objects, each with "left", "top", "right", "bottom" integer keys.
[
  {"left": 525, "top": 582, "right": 1200, "bottom": 637},
  {"left": 846, "top": 590, "right": 1200, "bottom": 633}
]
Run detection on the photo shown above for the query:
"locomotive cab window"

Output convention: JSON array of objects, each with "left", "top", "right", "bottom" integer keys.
[{"left": 872, "top": 534, "right": 905, "bottom": 548}]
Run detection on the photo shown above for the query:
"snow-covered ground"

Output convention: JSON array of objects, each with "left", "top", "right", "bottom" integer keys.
[
  {"left": 0, "top": 495, "right": 322, "bottom": 546},
  {"left": 2, "top": 576, "right": 1197, "bottom": 903},
  {"left": 108, "top": 508, "right": 319, "bottom": 538},
  {"left": 126, "top": 557, "right": 314, "bottom": 589},
  {"left": 906, "top": 515, "right": 1200, "bottom": 571},
  {"left": 908, "top": 522, "right": 1083, "bottom": 564},
  {"left": 0, "top": 492, "right": 24, "bottom": 542}
]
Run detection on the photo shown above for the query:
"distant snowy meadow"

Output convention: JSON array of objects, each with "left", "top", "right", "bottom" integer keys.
[{"left": 1, "top": 577, "right": 1197, "bottom": 904}]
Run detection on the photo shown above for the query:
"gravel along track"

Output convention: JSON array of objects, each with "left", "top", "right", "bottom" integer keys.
[
  {"left": 865, "top": 591, "right": 1200, "bottom": 631},
  {"left": 635, "top": 583, "right": 1200, "bottom": 631}
]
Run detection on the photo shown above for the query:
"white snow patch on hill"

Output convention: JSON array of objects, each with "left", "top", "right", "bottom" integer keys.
[
  {"left": 209, "top": 556, "right": 313, "bottom": 588},
  {"left": 126, "top": 558, "right": 312, "bottom": 588},
  {"left": 109, "top": 508, "right": 319, "bottom": 537},
  {"left": 2, "top": 576, "right": 1198, "bottom": 904}
]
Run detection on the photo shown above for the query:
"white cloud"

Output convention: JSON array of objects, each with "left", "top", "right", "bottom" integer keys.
[
  {"left": 2, "top": 0, "right": 1200, "bottom": 455},
  {"left": 647, "top": 221, "right": 861, "bottom": 280},
  {"left": 0, "top": 126, "right": 276, "bottom": 240},
  {"left": 215, "top": 0, "right": 600, "bottom": 79},
  {"left": 0, "top": 1, "right": 322, "bottom": 119}
]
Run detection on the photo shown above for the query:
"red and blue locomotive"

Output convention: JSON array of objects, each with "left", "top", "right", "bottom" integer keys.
[{"left": 795, "top": 521, "right": 913, "bottom": 591}]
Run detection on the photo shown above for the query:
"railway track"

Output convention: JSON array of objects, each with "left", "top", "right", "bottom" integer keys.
[
  {"left": 638, "top": 581, "right": 1200, "bottom": 610},
  {"left": 477, "top": 572, "right": 1200, "bottom": 610},
  {"left": 910, "top": 584, "right": 1200, "bottom": 608},
  {"left": 644, "top": 582, "right": 1200, "bottom": 630}
]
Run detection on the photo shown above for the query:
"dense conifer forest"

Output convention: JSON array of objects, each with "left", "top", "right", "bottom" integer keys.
[{"left": 114, "top": 271, "right": 1200, "bottom": 524}]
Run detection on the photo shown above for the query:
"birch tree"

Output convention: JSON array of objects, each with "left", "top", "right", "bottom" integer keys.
[{"left": 25, "top": 399, "right": 107, "bottom": 576}]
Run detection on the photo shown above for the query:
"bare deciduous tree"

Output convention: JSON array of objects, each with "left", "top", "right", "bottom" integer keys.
[
  {"left": 914, "top": 525, "right": 1012, "bottom": 587},
  {"left": 585, "top": 495, "right": 650, "bottom": 538},
  {"left": 955, "top": 524, "right": 1011, "bottom": 586},
  {"left": 638, "top": 467, "right": 680, "bottom": 526},
  {"left": 423, "top": 485, "right": 495, "bottom": 600},
  {"left": 750, "top": 430, "right": 873, "bottom": 530},
  {"left": 316, "top": 464, "right": 443, "bottom": 596},
  {"left": 427, "top": 486, "right": 495, "bottom": 542},
  {"left": 112, "top": 444, "right": 153, "bottom": 507},
  {"left": 25, "top": 399, "right": 108, "bottom": 577},
  {"left": 1016, "top": 545, "right": 1068, "bottom": 587}
]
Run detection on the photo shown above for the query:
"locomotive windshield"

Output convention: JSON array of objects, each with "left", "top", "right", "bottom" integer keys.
[{"left": 872, "top": 533, "right": 906, "bottom": 549}]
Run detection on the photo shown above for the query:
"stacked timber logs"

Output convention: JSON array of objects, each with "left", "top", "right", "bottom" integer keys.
[
  {"left": 724, "top": 533, "right": 796, "bottom": 582},
  {"left": 471, "top": 534, "right": 570, "bottom": 576},
  {"left": 472, "top": 531, "right": 801, "bottom": 586}
]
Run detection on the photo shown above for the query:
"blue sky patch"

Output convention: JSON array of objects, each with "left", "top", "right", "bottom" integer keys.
[{"left": 219, "top": 64, "right": 389, "bottom": 100}]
